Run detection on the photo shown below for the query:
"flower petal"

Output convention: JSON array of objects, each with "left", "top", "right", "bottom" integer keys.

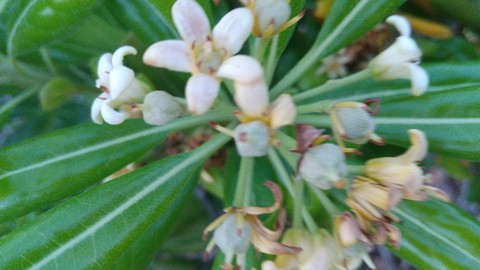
[
  {"left": 270, "top": 94, "right": 296, "bottom": 129},
  {"left": 172, "top": 0, "right": 211, "bottom": 44},
  {"left": 406, "top": 63, "right": 429, "bottom": 96},
  {"left": 112, "top": 46, "right": 137, "bottom": 67},
  {"left": 234, "top": 80, "right": 269, "bottom": 117},
  {"left": 217, "top": 55, "right": 264, "bottom": 84},
  {"left": 186, "top": 74, "right": 220, "bottom": 115},
  {"left": 242, "top": 182, "right": 283, "bottom": 215},
  {"left": 109, "top": 66, "right": 135, "bottom": 100},
  {"left": 386, "top": 15, "right": 411, "bottom": 37},
  {"left": 142, "top": 91, "right": 183, "bottom": 125},
  {"left": 401, "top": 129, "right": 428, "bottom": 162},
  {"left": 91, "top": 94, "right": 108, "bottom": 124},
  {"left": 143, "top": 40, "right": 192, "bottom": 72},
  {"left": 213, "top": 8, "right": 253, "bottom": 55},
  {"left": 96, "top": 53, "right": 112, "bottom": 88},
  {"left": 101, "top": 101, "right": 126, "bottom": 125}
]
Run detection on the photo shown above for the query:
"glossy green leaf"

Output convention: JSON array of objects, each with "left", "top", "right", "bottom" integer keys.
[
  {"left": 270, "top": 0, "right": 406, "bottom": 96},
  {"left": 0, "top": 134, "right": 230, "bottom": 269},
  {"left": 0, "top": 113, "right": 231, "bottom": 223},
  {"left": 393, "top": 199, "right": 480, "bottom": 270},
  {"left": 7, "top": 0, "right": 101, "bottom": 56},
  {"left": 39, "top": 78, "right": 76, "bottom": 111},
  {"left": 109, "top": 0, "right": 178, "bottom": 44}
]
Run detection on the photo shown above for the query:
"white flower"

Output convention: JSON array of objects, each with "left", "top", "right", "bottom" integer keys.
[
  {"left": 369, "top": 15, "right": 429, "bottom": 96},
  {"left": 143, "top": 0, "right": 253, "bottom": 115},
  {"left": 91, "top": 46, "right": 149, "bottom": 125}
]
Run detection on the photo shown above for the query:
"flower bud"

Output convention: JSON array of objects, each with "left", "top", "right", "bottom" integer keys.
[
  {"left": 234, "top": 121, "right": 270, "bottom": 157},
  {"left": 298, "top": 143, "right": 347, "bottom": 189},
  {"left": 213, "top": 213, "right": 252, "bottom": 264},
  {"left": 330, "top": 102, "right": 382, "bottom": 145},
  {"left": 142, "top": 91, "right": 183, "bottom": 125},
  {"left": 253, "top": 0, "right": 291, "bottom": 37}
]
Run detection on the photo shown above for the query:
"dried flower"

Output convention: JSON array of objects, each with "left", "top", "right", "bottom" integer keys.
[
  {"left": 365, "top": 129, "right": 448, "bottom": 201},
  {"left": 203, "top": 181, "right": 300, "bottom": 269},
  {"left": 261, "top": 228, "right": 339, "bottom": 270}
]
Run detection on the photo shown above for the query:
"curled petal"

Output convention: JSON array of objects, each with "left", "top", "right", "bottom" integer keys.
[
  {"left": 247, "top": 208, "right": 286, "bottom": 240},
  {"left": 91, "top": 94, "right": 107, "bottom": 124},
  {"left": 143, "top": 40, "right": 192, "bottom": 72},
  {"left": 186, "top": 74, "right": 220, "bottom": 115},
  {"left": 234, "top": 80, "right": 269, "bottom": 117},
  {"left": 172, "top": 0, "right": 211, "bottom": 44},
  {"left": 109, "top": 66, "right": 135, "bottom": 100},
  {"left": 217, "top": 55, "right": 264, "bottom": 84},
  {"left": 213, "top": 8, "right": 253, "bottom": 56},
  {"left": 96, "top": 53, "right": 112, "bottom": 88},
  {"left": 269, "top": 94, "right": 296, "bottom": 129},
  {"left": 386, "top": 15, "right": 411, "bottom": 37},
  {"left": 112, "top": 46, "right": 137, "bottom": 67},
  {"left": 406, "top": 63, "right": 429, "bottom": 96},
  {"left": 242, "top": 181, "right": 283, "bottom": 215},
  {"left": 250, "top": 226, "right": 301, "bottom": 255},
  {"left": 101, "top": 101, "right": 126, "bottom": 125},
  {"left": 401, "top": 129, "right": 428, "bottom": 163}
]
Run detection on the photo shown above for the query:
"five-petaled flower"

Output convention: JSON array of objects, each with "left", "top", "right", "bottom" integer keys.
[
  {"left": 143, "top": 0, "right": 253, "bottom": 115},
  {"left": 203, "top": 181, "right": 300, "bottom": 269},
  {"left": 369, "top": 15, "right": 429, "bottom": 96}
]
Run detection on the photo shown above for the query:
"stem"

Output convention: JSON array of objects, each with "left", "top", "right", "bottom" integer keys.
[
  {"left": 292, "top": 178, "right": 304, "bottom": 228},
  {"left": 268, "top": 149, "right": 319, "bottom": 231},
  {"left": 40, "top": 48, "right": 58, "bottom": 74},
  {"left": 233, "top": 157, "right": 255, "bottom": 207},
  {"left": 295, "top": 114, "right": 331, "bottom": 127},
  {"left": 0, "top": 88, "right": 40, "bottom": 117},
  {"left": 296, "top": 100, "right": 334, "bottom": 114},
  {"left": 348, "top": 165, "right": 365, "bottom": 175},
  {"left": 309, "top": 184, "right": 338, "bottom": 217},
  {"left": 292, "top": 69, "right": 371, "bottom": 103},
  {"left": 265, "top": 35, "right": 279, "bottom": 86},
  {"left": 255, "top": 38, "right": 271, "bottom": 61}
]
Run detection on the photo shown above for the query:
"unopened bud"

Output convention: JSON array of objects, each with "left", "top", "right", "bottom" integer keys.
[
  {"left": 142, "top": 91, "right": 183, "bottom": 125},
  {"left": 213, "top": 214, "right": 252, "bottom": 261},
  {"left": 234, "top": 121, "right": 270, "bottom": 157},
  {"left": 298, "top": 143, "right": 347, "bottom": 189}
]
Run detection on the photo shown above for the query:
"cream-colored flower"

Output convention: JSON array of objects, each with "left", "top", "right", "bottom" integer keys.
[
  {"left": 203, "top": 182, "right": 300, "bottom": 269},
  {"left": 317, "top": 49, "right": 351, "bottom": 79},
  {"left": 92, "top": 46, "right": 183, "bottom": 125},
  {"left": 240, "top": 0, "right": 304, "bottom": 38},
  {"left": 92, "top": 46, "right": 149, "bottom": 125},
  {"left": 261, "top": 228, "right": 340, "bottom": 270},
  {"left": 365, "top": 129, "right": 448, "bottom": 201},
  {"left": 143, "top": 0, "right": 253, "bottom": 115},
  {"left": 369, "top": 15, "right": 429, "bottom": 96},
  {"left": 216, "top": 56, "right": 296, "bottom": 156}
]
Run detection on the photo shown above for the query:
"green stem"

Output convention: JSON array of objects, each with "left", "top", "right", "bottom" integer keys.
[
  {"left": 296, "top": 100, "right": 334, "bottom": 114},
  {"left": 265, "top": 35, "right": 279, "bottom": 86},
  {"left": 253, "top": 37, "right": 271, "bottom": 62},
  {"left": 309, "top": 184, "right": 338, "bottom": 217},
  {"left": 40, "top": 48, "right": 58, "bottom": 75},
  {"left": 0, "top": 88, "right": 40, "bottom": 117},
  {"left": 295, "top": 114, "right": 331, "bottom": 127},
  {"left": 292, "top": 69, "right": 371, "bottom": 103},
  {"left": 348, "top": 165, "right": 365, "bottom": 175},
  {"left": 233, "top": 157, "right": 255, "bottom": 207},
  {"left": 268, "top": 149, "right": 319, "bottom": 232},
  {"left": 293, "top": 178, "right": 304, "bottom": 228}
]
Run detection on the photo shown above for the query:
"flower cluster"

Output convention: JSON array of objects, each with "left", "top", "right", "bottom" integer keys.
[{"left": 88, "top": 1, "right": 442, "bottom": 269}]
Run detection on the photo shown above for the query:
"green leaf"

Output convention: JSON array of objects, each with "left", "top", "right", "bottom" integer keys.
[
  {"left": 109, "top": 0, "right": 178, "bottom": 44},
  {"left": 0, "top": 133, "right": 230, "bottom": 269},
  {"left": 148, "top": 0, "right": 214, "bottom": 26},
  {"left": 270, "top": 0, "right": 406, "bottom": 96},
  {"left": 0, "top": 113, "right": 231, "bottom": 223},
  {"left": 7, "top": 0, "right": 101, "bottom": 56},
  {"left": 393, "top": 199, "right": 480, "bottom": 270},
  {"left": 428, "top": 0, "right": 480, "bottom": 33},
  {"left": 313, "top": 0, "right": 405, "bottom": 57},
  {"left": 39, "top": 78, "right": 76, "bottom": 111}
]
